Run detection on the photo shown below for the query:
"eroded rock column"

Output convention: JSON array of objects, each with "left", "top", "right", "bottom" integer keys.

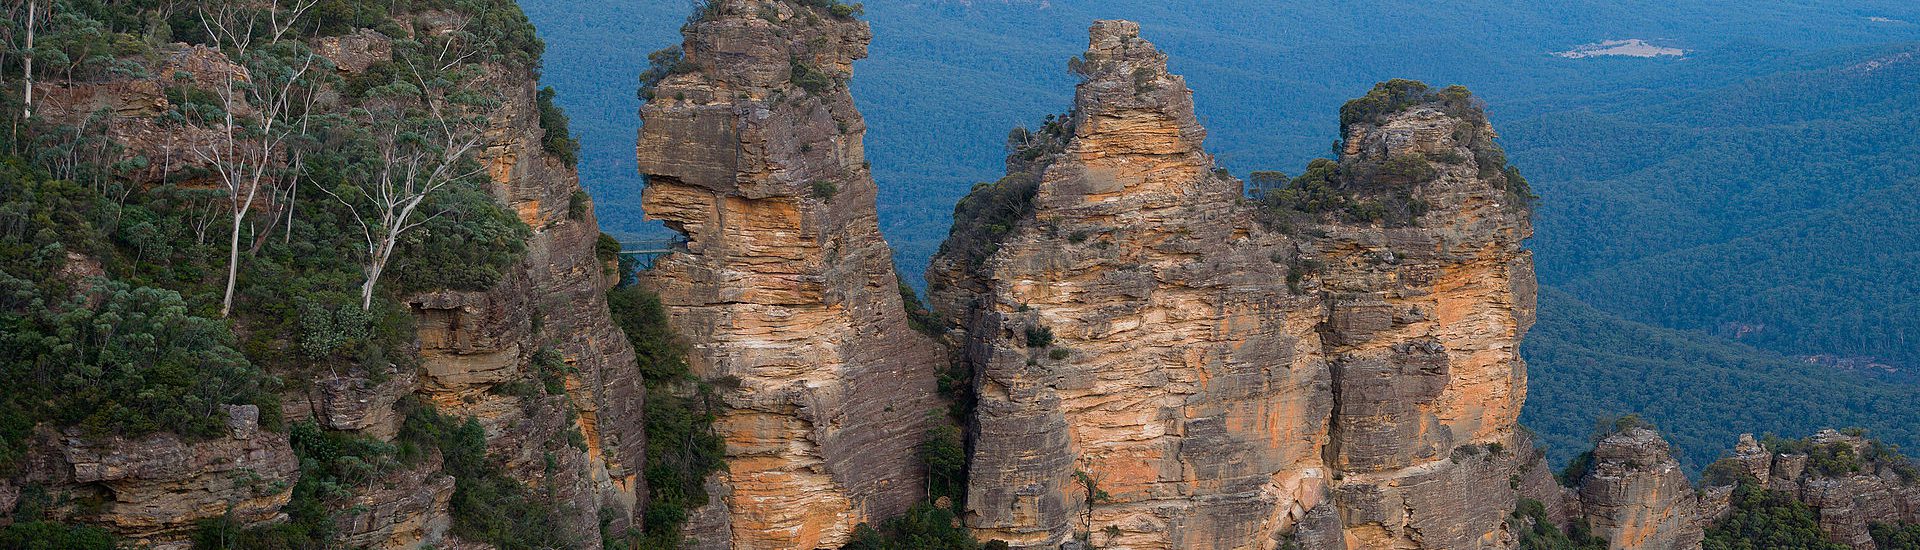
[{"left": 635, "top": 1, "right": 941, "bottom": 547}]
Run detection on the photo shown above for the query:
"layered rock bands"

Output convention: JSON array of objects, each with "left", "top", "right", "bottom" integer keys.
[
  {"left": 926, "top": 21, "right": 1548, "bottom": 550},
  {"left": 635, "top": 1, "right": 942, "bottom": 548}
]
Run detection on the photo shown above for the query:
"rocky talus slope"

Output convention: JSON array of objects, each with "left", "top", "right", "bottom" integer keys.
[
  {"left": 926, "top": 21, "right": 1553, "bottom": 550},
  {"left": 634, "top": 1, "right": 942, "bottom": 547},
  {"left": 0, "top": 14, "right": 642, "bottom": 549}
]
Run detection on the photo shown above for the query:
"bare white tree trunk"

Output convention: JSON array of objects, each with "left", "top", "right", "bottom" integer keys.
[{"left": 22, "top": 0, "right": 33, "bottom": 120}]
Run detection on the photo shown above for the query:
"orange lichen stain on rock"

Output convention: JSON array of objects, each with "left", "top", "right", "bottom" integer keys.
[
  {"left": 514, "top": 198, "right": 543, "bottom": 227},
  {"left": 487, "top": 150, "right": 517, "bottom": 185}
]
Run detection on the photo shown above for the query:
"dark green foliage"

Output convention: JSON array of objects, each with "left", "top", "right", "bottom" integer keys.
[
  {"left": 1757, "top": 432, "right": 1917, "bottom": 482},
  {"left": 0, "top": 169, "right": 282, "bottom": 469},
  {"left": 570, "top": 190, "right": 593, "bottom": 222},
  {"left": 812, "top": 180, "right": 841, "bottom": 201},
  {"left": 637, "top": 46, "right": 695, "bottom": 101},
  {"left": 1871, "top": 523, "right": 1920, "bottom": 550},
  {"left": 939, "top": 175, "right": 1040, "bottom": 268},
  {"left": 922, "top": 423, "right": 967, "bottom": 502},
  {"left": 384, "top": 175, "right": 532, "bottom": 296},
  {"left": 533, "top": 347, "right": 571, "bottom": 395},
  {"left": 1704, "top": 482, "right": 1848, "bottom": 550},
  {"left": 0, "top": 521, "right": 117, "bottom": 550},
  {"left": 1247, "top": 170, "right": 1290, "bottom": 197},
  {"left": 608, "top": 286, "right": 692, "bottom": 383},
  {"left": 607, "top": 285, "right": 724, "bottom": 549},
  {"left": 1252, "top": 157, "right": 1429, "bottom": 228},
  {"left": 1376, "top": 154, "right": 1439, "bottom": 184},
  {"left": 1703, "top": 458, "right": 1751, "bottom": 487},
  {"left": 1512, "top": 498, "right": 1607, "bottom": 550},
  {"left": 597, "top": 232, "right": 624, "bottom": 276},
  {"left": 1807, "top": 442, "right": 1864, "bottom": 477},
  {"left": 899, "top": 278, "right": 944, "bottom": 336},
  {"left": 1025, "top": 324, "right": 1054, "bottom": 348},
  {"left": 539, "top": 87, "right": 582, "bottom": 166},
  {"left": 791, "top": 58, "right": 836, "bottom": 95},
  {"left": 1558, "top": 451, "right": 1596, "bottom": 487},
  {"left": 442, "top": 418, "right": 577, "bottom": 549},
  {"left": 841, "top": 503, "right": 978, "bottom": 550},
  {"left": 1339, "top": 80, "right": 1478, "bottom": 131},
  {"left": 1, "top": 488, "right": 116, "bottom": 549}
]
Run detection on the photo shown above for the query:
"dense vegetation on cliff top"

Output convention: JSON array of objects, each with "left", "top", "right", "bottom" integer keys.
[
  {"left": 0, "top": 0, "right": 612, "bottom": 546},
  {"left": 1705, "top": 481, "right": 1851, "bottom": 550}
]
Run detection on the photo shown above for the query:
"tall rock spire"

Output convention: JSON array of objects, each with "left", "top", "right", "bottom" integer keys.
[
  {"left": 930, "top": 21, "right": 1549, "bottom": 549},
  {"left": 930, "top": 20, "right": 1337, "bottom": 548},
  {"left": 635, "top": 1, "right": 940, "bottom": 547}
]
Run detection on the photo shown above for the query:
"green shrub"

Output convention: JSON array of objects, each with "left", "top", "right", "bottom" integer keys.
[
  {"left": 1378, "top": 154, "right": 1439, "bottom": 184},
  {"left": 1512, "top": 498, "right": 1607, "bottom": 550},
  {"left": 1704, "top": 481, "right": 1848, "bottom": 550},
  {"left": 1558, "top": 451, "right": 1596, "bottom": 486},
  {"left": 0, "top": 522, "right": 117, "bottom": 550},
  {"left": 1807, "top": 442, "right": 1864, "bottom": 477},
  {"left": 811, "top": 180, "right": 840, "bottom": 201},
  {"left": 800, "top": 0, "right": 865, "bottom": 19},
  {"left": 607, "top": 285, "right": 724, "bottom": 549},
  {"left": 922, "top": 424, "right": 967, "bottom": 502},
  {"left": 1870, "top": 522, "right": 1920, "bottom": 549},
  {"left": 899, "top": 279, "right": 944, "bottom": 336},
  {"left": 1025, "top": 325, "right": 1054, "bottom": 348},
  {"left": 388, "top": 179, "right": 531, "bottom": 295},
  {"left": 638, "top": 46, "right": 696, "bottom": 101},
  {"left": 841, "top": 503, "right": 978, "bottom": 550},
  {"left": 790, "top": 59, "right": 835, "bottom": 95},
  {"left": 539, "top": 87, "right": 582, "bottom": 167}
]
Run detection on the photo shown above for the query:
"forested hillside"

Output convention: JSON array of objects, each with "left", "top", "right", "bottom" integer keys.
[
  {"left": 1522, "top": 289, "right": 1920, "bottom": 470},
  {"left": 520, "top": 0, "right": 1920, "bottom": 474}
]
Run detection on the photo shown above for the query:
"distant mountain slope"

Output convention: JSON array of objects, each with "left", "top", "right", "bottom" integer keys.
[
  {"left": 1508, "top": 47, "right": 1920, "bottom": 368},
  {"left": 1522, "top": 288, "right": 1920, "bottom": 471}
]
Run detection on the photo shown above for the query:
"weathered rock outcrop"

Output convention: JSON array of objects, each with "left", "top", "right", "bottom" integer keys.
[
  {"left": 393, "top": 25, "right": 649, "bottom": 546},
  {"left": 1569, "top": 427, "right": 1706, "bottom": 550},
  {"left": 0, "top": 406, "right": 297, "bottom": 549},
  {"left": 928, "top": 20, "right": 1333, "bottom": 549},
  {"left": 634, "top": 1, "right": 942, "bottom": 547},
  {"left": 927, "top": 21, "right": 1548, "bottom": 550},
  {"left": 1727, "top": 430, "right": 1920, "bottom": 548}
]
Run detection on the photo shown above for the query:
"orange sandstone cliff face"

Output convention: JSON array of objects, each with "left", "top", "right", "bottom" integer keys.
[
  {"left": 633, "top": 1, "right": 942, "bottom": 548},
  {"left": 927, "top": 21, "right": 1551, "bottom": 549}
]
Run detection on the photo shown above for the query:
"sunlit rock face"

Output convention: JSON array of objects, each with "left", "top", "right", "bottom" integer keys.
[
  {"left": 634, "top": 1, "right": 943, "bottom": 547},
  {"left": 929, "top": 20, "right": 1546, "bottom": 550}
]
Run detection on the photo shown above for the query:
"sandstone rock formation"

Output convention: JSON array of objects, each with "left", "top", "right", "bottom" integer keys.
[
  {"left": 1568, "top": 427, "right": 1706, "bottom": 550},
  {"left": 1724, "top": 430, "right": 1920, "bottom": 549},
  {"left": 634, "top": 1, "right": 942, "bottom": 547},
  {"left": 397, "top": 32, "right": 650, "bottom": 546},
  {"left": 927, "top": 21, "right": 1549, "bottom": 550},
  {"left": 0, "top": 406, "right": 297, "bottom": 549}
]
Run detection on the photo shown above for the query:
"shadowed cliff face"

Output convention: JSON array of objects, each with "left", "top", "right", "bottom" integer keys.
[
  {"left": 929, "top": 21, "right": 1549, "bottom": 549},
  {"left": 633, "top": 1, "right": 942, "bottom": 548}
]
